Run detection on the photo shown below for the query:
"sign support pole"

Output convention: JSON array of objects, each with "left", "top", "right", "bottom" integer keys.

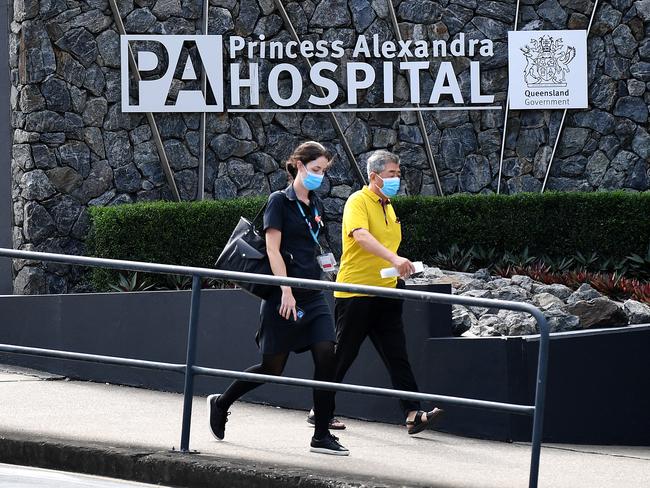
[
  {"left": 496, "top": 0, "right": 521, "bottom": 195},
  {"left": 197, "top": 0, "right": 209, "bottom": 201},
  {"left": 386, "top": 0, "right": 443, "bottom": 196},
  {"left": 541, "top": 0, "right": 600, "bottom": 193},
  {"left": 108, "top": 0, "right": 181, "bottom": 202},
  {"left": 272, "top": 0, "right": 367, "bottom": 186}
]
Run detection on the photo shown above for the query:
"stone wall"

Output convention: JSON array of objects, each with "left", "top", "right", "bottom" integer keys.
[{"left": 9, "top": 0, "right": 650, "bottom": 294}]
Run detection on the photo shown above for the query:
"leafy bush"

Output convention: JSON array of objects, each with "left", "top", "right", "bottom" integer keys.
[
  {"left": 107, "top": 271, "right": 233, "bottom": 292},
  {"left": 88, "top": 191, "right": 650, "bottom": 291},
  {"left": 431, "top": 243, "right": 474, "bottom": 272},
  {"left": 108, "top": 272, "right": 155, "bottom": 292},
  {"left": 626, "top": 244, "right": 650, "bottom": 280},
  {"left": 393, "top": 191, "right": 650, "bottom": 262},
  {"left": 88, "top": 198, "right": 265, "bottom": 290},
  {"left": 429, "top": 244, "right": 649, "bottom": 281}
]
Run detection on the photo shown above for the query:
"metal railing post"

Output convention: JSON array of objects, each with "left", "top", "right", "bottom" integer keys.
[
  {"left": 528, "top": 309, "right": 550, "bottom": 488},
  {"left": 179, "top": 275, "right": 202, "bottom": 452}
]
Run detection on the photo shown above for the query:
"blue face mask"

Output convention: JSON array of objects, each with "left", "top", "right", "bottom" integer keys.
[
  {"left": 303, "top": 170, "right": 324, "bottom": 190},
  {"left": 377, "top": 174, "right": 400, "bottom": 198}
]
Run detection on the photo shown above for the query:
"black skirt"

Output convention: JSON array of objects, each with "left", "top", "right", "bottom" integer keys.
[{"left": 257, "top": 291, "right": 336, "bottom": 354}]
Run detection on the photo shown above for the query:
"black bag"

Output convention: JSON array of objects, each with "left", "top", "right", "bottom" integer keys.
[{"left": 214, "top": 204, "right": 276, "bottom": 299}]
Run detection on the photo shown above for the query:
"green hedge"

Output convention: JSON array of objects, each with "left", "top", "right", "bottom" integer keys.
[
  {"left": 88, "top": 197, "right": 266, "bottom": 290},
  {"left": 394, "top": 191, "right": 650, "bottom": 262},
  {"left": 88, "top": 191, "right": 650, "bottom": 290}
]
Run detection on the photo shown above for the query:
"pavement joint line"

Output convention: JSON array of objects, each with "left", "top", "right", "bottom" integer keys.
[
  {"left": 0, "top": 365, "right": 66, "bottom": 381},
  {"left": 537, "top": 445, "right": 650, "bottom": 461},
  {"left": 0, "top": 379, "right": 45, "bottom": 383}
]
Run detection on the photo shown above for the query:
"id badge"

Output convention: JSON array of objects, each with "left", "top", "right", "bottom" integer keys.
[{"left": 316, "top": 252, "right": 337, "bottom": 272}]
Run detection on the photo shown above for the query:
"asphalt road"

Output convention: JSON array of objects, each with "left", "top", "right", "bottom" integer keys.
[{"left": 0, "top": 463, "right": 173, "bottom": 488}]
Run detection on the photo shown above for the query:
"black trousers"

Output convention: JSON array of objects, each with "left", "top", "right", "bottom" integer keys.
[{"left": 333, "top": 294, "right": 421, "bottom": 416}]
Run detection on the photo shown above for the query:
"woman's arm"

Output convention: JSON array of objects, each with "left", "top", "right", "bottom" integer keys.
[{"left": 266, "top": 228, "right": 297, "bottom": 320}]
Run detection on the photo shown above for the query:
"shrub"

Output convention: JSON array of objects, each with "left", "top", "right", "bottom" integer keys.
[
  {"left": 428, "top": 244, "right": 648, "bottom": 281},
  {"left": 88, "top": 198, "right": 265, "bottom": 290},
  {"left": 393, "top": 191, "right": 650, "bottom": 263},
  {"left": 88, "top": 191, "right": 650, "bottom": 291},
  {"left": 109, "top": 272, "right": 155, "bottom": 292}
]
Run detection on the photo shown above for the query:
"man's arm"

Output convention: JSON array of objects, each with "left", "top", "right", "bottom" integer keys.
[{"left": 351, "top": 228, "right": 415, "bottom": 278}]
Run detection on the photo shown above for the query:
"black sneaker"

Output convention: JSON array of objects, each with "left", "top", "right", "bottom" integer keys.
[
  {"left": 310, "top": 433, "right": 350, "bottom": 456},
  {"left": 207, "top": 394, "right": 229, "bottom": 440}
]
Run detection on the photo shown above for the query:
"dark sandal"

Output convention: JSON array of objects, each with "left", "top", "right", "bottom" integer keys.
[
  {"left": 307, "top": 412, "right": 347, "bottom": 430},
  {"left": 406, "top": 408, "right": 444, "bottom": 435}
]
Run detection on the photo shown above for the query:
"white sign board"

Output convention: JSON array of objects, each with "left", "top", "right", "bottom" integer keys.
[
  {"left": 121, "top": 35, "right": 224, "bottom": 112},
  {"left": 508, "top": 30, "right": 588, "bottom": 110},
  {"left": 121, "top": 34, "right": 500, "bottom": 113}
]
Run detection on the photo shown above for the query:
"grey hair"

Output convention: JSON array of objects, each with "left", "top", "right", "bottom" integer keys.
[{"left": 366, "top": 150, "right": 400, "bottom": 177}]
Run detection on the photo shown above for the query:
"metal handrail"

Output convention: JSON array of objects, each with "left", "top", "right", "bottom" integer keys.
[{"left": 0, "top": 248, "right": 549, "bottom": 488}]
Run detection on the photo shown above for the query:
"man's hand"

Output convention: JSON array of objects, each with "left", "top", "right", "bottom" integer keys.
[{"left": 390, "top": 256, "right": 416, "bottom": 278}]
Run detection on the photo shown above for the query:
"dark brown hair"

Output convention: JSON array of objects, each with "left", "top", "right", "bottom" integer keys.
[{"left": 285, "top": 141, "right": 333, "bottom": 179}]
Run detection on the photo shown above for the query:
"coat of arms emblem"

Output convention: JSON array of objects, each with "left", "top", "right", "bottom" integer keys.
[{"left": 520, "top": 35, "right": 576, "bottom": 87}]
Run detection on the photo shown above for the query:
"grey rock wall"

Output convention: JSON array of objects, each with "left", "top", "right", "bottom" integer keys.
[{"left": 9, "top": 0, "right": 650, "bottom": 294}]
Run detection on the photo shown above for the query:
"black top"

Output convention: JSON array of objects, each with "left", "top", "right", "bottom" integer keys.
[{"left": 263, "top": 184, "right": 324, "bottom": 298}]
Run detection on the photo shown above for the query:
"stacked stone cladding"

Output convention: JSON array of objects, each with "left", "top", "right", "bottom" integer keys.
[{"left": 9, "top": 0, "right": 650, "bottom": 293}]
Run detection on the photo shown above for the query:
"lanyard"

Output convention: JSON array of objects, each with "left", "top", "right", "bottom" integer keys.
[{"left": 296, "top": 201, "right": 323, "bottom": 253}]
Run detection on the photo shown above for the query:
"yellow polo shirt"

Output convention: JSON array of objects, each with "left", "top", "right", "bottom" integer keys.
[{"left": 335, "top": 186, "right": 402, "bottom": 298}]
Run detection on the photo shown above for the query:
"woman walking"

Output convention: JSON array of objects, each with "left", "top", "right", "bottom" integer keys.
[{"left": 207, "top": 141, "right": 348, "bottom": 456}]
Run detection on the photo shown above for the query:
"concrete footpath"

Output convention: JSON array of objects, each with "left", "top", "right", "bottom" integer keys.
[{"left": 0, "top": 366, "right": 648, "bottom": 488}]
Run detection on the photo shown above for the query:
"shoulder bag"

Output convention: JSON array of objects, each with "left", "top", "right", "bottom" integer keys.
[{"left": 214, "top": 203, "right": 277, "bottom": 299}]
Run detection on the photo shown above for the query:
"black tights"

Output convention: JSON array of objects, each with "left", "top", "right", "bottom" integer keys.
[{"left": 217, "top": 341, "right": 336, "bottom": 438}]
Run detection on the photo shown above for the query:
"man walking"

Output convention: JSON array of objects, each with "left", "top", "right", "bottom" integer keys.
[{"left": 309, "top": 150, "right": 443, "bottom": 434}]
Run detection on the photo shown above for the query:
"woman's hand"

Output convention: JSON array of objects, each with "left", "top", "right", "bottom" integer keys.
[{"left": 279, "top": 286, "right": 297, "bottom": 321}]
